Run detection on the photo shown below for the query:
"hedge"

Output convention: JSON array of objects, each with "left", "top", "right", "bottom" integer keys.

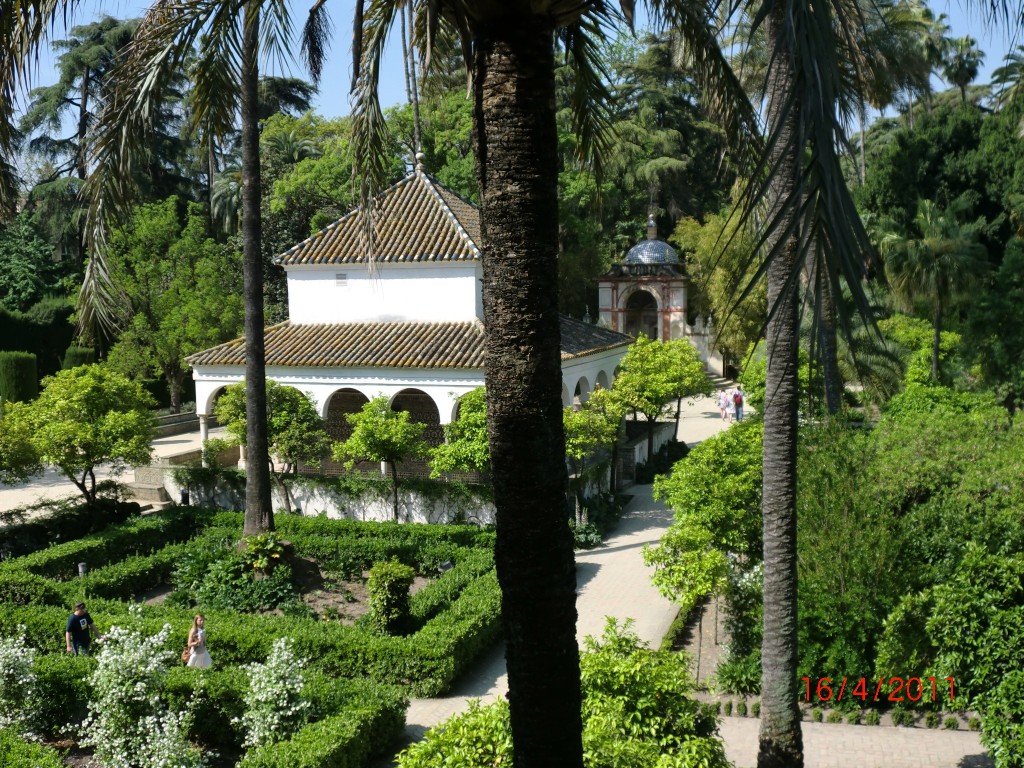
[
  {"left": 55, "top": 541, "right": 191, "bottom": 603},
  {"left": 0, "top": 495, "right": 141, "bottom": 559},
  {"left": 239, "top": 682, "right": 406, "bottom": 768},
  {"left": 33, "top": 653, "right": 94, "bottom": 735},
  {"left": 61, "top": 345, "right": 96, "bottom": 370},
  {"left": 0, "top": 300, "right": 75, "bottom": 379},
  {"left": 0, "top": 350, "right": 37, "bottom": 402},
  {"left": 0, "top": 508, "right": 213, "bottom": 580},
  {"left": 0, "top": 728, "right": 66, "bottom": 768}
]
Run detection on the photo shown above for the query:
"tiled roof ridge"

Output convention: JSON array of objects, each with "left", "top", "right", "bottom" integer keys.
[
  {"left": 416, "top": 170, "right": 482, "bottom": 260},
  {"left": 273, "top": 174, "right": 418, "bottom": 265}
]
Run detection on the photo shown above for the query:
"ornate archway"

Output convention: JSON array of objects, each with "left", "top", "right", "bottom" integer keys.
[
  {"left": 391, "top": 388, "right": 443, "bottom": 447},
  {"left": 623, "top": 289, "right": 660, "bottom": 340}
]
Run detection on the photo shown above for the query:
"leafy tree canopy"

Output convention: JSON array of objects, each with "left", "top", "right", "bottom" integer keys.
[
  {"left": 104, "top": 197, "right": 244, "bottom": 412},
  {"left": 0, "top": 364, "right": 154, "bottom": 504},
  {"left": 430, "top": 387, "right": 489, "bottom": 477}
]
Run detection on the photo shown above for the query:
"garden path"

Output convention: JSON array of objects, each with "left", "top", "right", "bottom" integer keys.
[{"left": 374, "top": 389, "right": 994, "bottom": 768}]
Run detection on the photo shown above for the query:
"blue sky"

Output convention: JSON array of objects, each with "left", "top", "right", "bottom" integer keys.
[{"left": 18, "top": 0, "right": 1020, "bottom": 122}]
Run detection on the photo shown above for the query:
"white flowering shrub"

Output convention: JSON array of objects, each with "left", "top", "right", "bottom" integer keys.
[
  {"left": 238, "top": 637, "right": 310, "bottom": 750},
  {"left": 79, "top": 621, "right": 207, "bottom": 768},
  {"left": 0, "top": 629, "right": 37, "bottom": 734}
]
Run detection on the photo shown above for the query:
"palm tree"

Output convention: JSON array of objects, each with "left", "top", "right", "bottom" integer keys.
[
  {"left": 315, "top": 3, "right": 756, "bottom": 766},
  {"left": 80, "top": 0, "right": 305, "bottom": 537},
  {"left": 992, "top": 45, "right": 1024, "bottom": 136},
  {"left": 877, "top": 198, "right": 988, "bottom": 380},
  {"left": 942, "top": 36, "right": 985, "bottom": 104}
]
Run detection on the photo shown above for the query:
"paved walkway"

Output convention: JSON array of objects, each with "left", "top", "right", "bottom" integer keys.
[{"left": 376, "top": 389, "right": 993, "bottom": 768}]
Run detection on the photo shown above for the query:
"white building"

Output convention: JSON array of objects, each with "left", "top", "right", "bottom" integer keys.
[{"left": 187, "top": 167, "right": 632, "bottom": 457}]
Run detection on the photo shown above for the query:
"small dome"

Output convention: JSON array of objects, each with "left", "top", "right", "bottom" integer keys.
[{"left": 625, "top": 239, "right": 679, "bottom": 265}]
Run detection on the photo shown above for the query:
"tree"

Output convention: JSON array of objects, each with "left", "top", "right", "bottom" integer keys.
[
  {"left": 332, "top": 396, "right": 429, "bottom": 522},
  {"left": 942, "top": 36, "right": 985, "bottom": 104},
  {"left": 877, "top": 198, "right": 988, "bottom": 380},
  {"left": 0, "top": 213, "right": 65, "bottom": 312},
  {"left": 673, "top": 208, "right": 766, "bottom": 369},
  {"left": 563, "top": 401, "right": 620, "bottom": 524},
  {"left": 645, "top": 419, "right": 764, "bottom": 615},
  {"left": 215, "top": 380, "right": 331, "bottom": 515},
  {"left": 430, "top": 387, "right": 490, "bottom": 478},
  {"left": 77, "top": 2, "right": 317, "bottom": 537},
  {"left": 0, "top": 364, "right": 154, "bottom": 506},
  {"left": 105, "top": 197, "right": 244, "bottom": 412},
  {"left": 612, "top": 335, "right": 711, "bottom": 457}
]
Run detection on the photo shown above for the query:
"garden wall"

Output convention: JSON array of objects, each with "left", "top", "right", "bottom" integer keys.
[{"left": 160, "top": 470, "right": 496, "bottom": 525}]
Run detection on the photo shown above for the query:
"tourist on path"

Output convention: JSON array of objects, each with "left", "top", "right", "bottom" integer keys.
[
  {"left": 733, "top": 384, "right": 745, "bottom": 422},
  {"left": 718, "top": 389, "right": 730, "bottom": 421},
  {"left": 65, "top": 602, "right": 104, "bottom": 656},
  {"left": 186, "top": 613, "right": 212, "bottom": 669}
]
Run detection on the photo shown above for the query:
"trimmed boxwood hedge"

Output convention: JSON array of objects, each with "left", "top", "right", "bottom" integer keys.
[
  {"left": 0, "top": 728, "right": 65, "bottom": 768},
  {"left": 0, "top": 508, "right": 214, "bottom": 580}
]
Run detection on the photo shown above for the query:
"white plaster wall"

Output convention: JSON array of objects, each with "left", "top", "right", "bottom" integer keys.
[{"left": 285, "top": 263, "right": 483, "bottom": 324}]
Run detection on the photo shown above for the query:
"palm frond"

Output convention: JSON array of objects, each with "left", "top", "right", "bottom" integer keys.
[
  {"left": 558, "top": 13, "right": 618, "bottom": 180},
  {"left": 301, "top": 0, "right": 333, "bottom": 86}
]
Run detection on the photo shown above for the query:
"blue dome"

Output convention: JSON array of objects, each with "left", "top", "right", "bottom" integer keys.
[{"left": 625, "top": 239, "right": 679, "bottom": 265}]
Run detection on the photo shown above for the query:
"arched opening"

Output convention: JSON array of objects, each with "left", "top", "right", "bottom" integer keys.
[
  {"left": 561, "top": 383, "right": 571, "bottom": 407},
  {"left": 320, "top": 388, "right": 375, "bottom": 476},
  {"left": 596, "top": 370, "right": 610, "bottom": 391},
  {"left": 574, "top": 376, "right": 591, "bottom": 406},
  {"left": 204, "top": 385, "right": 229, "bottom": 418},
  {"left": 391, "top": 388, "right": 443, "bottom": 447},
  {"left": 624, "top": 289, "right": 660, "bottom": 340},
  {"left": 325, "top": 388, "right": 371, "bottom": 442}
]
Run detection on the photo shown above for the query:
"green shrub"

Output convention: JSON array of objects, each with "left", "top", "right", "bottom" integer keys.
[
  {"left": 569, "top": 519, "right": 603, "bottom": 549},
  {"left": 0, "top": 351, "right": 37, "bottom": 402},
  {"left": 240, "top": 682, "right": 406, "bottom": 768},
  {"left": 925, "top": 711, "right": 941, "bottom": 728},
  {"left": 751, "top": 700, "right": 760, "bottom": 717},
  {"left": 811, "top": 708, "right": 822, "bottom": 722},
  {"left": 826, "top": 710, "right": 843, "bottom": 723},
  {"left": 194, "top": 556, "right": 296, "bottom": 613},
  {"left": 397, "top": 699, "right": 510, "bottom": 768},
  {"left": 864, "top": 710, "right": 881, "bottom": 726},
  {"left": 944, "top": 716, "right": 960, "bottom": 730},
  {"left": 0, "top": 727, "right": 65, "bottom": 767},
  {"left": 891, "top": 708, "right": 915, "bottom": 727},
  {"left": 164, "top": 666, "right": 247, "bottom": 754},
  {"left": 723, "top": 700, "right": 732, "bottom": 716},
  {"left": 846, "top": 710, "right": 861, "bottom": 725},
  {"left": 61, "top": 345, "right": 95, "bottom": 370},
  {"left": 969, "top": 716, "right": 982, "bottom": 731},
  {"left": 0, "top": 571, "right": 62, "bottom": 606},
  {"left": 735, "top": 699, "right": 747, "bottom": 717},
  {"left": 33, "top": 654, "right": 94, "bottom": 734},
  {"left": 367, "top": 558, "right": 415, "bottom": 635},
  {"left": 982, "top": 670, "right": 1024, "bottom": 768}
]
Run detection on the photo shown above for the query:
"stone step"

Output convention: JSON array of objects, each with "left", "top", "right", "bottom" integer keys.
[{"left": 128, "top": 482, "right": 171, "bottom": 503}]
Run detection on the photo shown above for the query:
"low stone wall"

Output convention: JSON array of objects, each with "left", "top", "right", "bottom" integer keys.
[
  {"left": 619, "top": 420, "right": 677, "bottom": 483},
  {"left": 153, "top": 412, "right": 198, "bottom": 438}
]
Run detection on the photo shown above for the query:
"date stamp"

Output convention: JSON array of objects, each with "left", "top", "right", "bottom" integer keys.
[{"left": 802, "top": 677, "right": 956, "bottom": 703}]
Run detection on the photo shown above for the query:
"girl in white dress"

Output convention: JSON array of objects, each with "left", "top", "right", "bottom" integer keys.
[{"left": 186, "top": 613, "right": 212, "bottom": 669}]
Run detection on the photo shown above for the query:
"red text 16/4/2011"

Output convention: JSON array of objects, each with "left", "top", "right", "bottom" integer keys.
[{"left": 802, "top": 677, "right": 956, "bottom": 704}]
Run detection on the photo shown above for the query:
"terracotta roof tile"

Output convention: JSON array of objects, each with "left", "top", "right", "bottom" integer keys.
[
  {"left": 187, "top": 317, "right": 630, "bottom": 370},
  {"left": 275, "top": 172, "right": 481, "bottom": 266}
]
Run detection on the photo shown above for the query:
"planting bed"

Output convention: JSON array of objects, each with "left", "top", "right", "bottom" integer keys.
[{"left": 0, "top": 507, "right": 501, "bottom": 767}]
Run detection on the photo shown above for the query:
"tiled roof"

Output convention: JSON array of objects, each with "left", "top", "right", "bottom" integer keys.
[
  {"left": 558, "top": 316, "right": 632, "bottom": 360},
  {"left": 275, "top": 172, "right": 481, "bottom": 266},
  {"left": 187, "top": 317, "right": 630, "bottom": 370}
]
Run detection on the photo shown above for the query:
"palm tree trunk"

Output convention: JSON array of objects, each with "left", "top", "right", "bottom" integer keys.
[
  {"left": 932, "top": 299, "right": 942, "bottom": 381},
  {"left": 473, "top": 16, "right": 583, "bottom": 768},
  {"left": 759, "top": 6, "right": 805, "bottom": 767},
  {"left": 240, "top": 5, "right": 274, "bottom": 537},
  {"left": 858, "top": 106, "right": 866, "bottom": 185},
  {"left": 812, "top": 255, "right": 842, "bottom": 416}
]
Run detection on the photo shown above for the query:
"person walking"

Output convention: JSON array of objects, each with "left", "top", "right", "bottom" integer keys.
[
  {"left": 718, "top": 388, "right": 730, "bottom": 421},
  {"left": 186, "top": 613, "right": 212, "bottom": 669},
  {"left": 733, "top": 384, "right": 745, "bottom": 422},
  {"left": 65, "top": 602, "right": 104, "bottom": 655}
]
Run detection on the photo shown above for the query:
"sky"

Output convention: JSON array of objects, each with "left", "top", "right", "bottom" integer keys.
[{"left": 16, "top": 0, "right": 1022, "bottom": 124}]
